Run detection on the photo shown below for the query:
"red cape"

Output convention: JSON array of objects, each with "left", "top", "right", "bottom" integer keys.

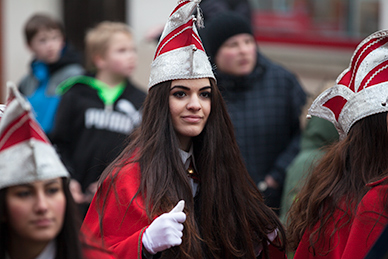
[
  {"left": 294, "top": 176, "right": 388, "bottom": 259},
  {"left": 81, "top": 162, "right": 148, "bottom": 259},
  {"left": 82, "top": 161, "right": 287, "bottom": 258}
]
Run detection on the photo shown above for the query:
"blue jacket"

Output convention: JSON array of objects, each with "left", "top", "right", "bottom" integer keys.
[{"left": 19, "top": 44, "right": 84, "bottom": 134}]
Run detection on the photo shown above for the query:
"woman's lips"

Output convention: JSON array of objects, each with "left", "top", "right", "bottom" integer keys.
[
  {"left": 31, "top": 218, "right": 53, "bottom": 227},
  {"left": 182, "top": 115, "right": 202, "bottom": 123}
]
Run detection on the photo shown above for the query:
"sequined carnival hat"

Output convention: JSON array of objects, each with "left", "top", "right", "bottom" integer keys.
[
  {"left": 148, "top": 0, "right": 215, "bottom": 89},
  {"left": 0, "top": 82, "right": 69, "bottom": 190},
  {"left": 0, "top": 104, "right": 5, "bottom": 117},
  {"left": 307, "top": 30, "right": 388, "bottom": 140}
]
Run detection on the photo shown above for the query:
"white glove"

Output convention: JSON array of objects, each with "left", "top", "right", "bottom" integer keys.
[{"left": 142, "top": 200, "right": 186, "bottom": 255}]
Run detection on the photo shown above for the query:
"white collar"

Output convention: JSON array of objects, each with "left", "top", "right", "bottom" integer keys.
[
  {"left": 178, "top": 145, "right": 198, "bottom": 196},
  {"left": 178, "top": 145, "right": 194, "bottom": 169},
  {"left": 36, "top": 240, "right": 56, "bottom": 259},
  {"left": 178, "top": 145, "right": 198, "bottom": 173}
]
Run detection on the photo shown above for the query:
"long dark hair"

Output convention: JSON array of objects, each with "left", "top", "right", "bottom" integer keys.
[
  {"left": 287, "top": 112, "right": 388, "bottom": 255},
  {"left": 56, "top": 178, "right": 84, "bottom": 259},
  {"left": 0, "top": 188, "right": 8, "bottom": 259},
  {"left": 98, "top": 79, "right": 286, "bottom": 258},
  {"left": 0, "top": 178, "right": 84, "bottom": 259}
]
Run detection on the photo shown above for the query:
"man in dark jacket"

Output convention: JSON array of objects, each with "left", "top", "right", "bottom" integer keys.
[{"left": 200, "top": 12, "right": 306, "bottom": 211}]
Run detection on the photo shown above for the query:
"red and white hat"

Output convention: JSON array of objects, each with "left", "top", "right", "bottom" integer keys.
[
  {"left": 308, "top": 30, "right": 388, "bottom": 139},
  {"left": 0, "top": 82, "right": 69, "bottom": 189},
  {"left": 0, "top": 105, "right": 5, "bottom": 116},
  {"left": 148, "top": 0, "right": 215, "bottom": 89}
]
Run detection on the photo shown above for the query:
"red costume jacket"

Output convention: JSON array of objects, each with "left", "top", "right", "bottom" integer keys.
[
  {"left": 294, "top": 176, "right": 388, "bottom": 259},
  {"left": 82, "top": 245, "right": 117, "bottom": 259},
  {"left": 81, "top": 224, "right": 118, "bottom": 259},
  {"left": 81, "top": 162, "right": 148, "bottom": 259},
  {"left": 81, "top": 161, "right": 287, "bottom": 258}
]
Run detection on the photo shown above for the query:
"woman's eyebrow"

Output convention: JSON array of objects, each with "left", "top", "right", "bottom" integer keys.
[
  {"left": 170, "top": 85, "right": 211, "bottom": 91},
  {"left": 199, "top": 86, "right": 211, "bottom": 91},
  {"left": 16, "top": 184, "right": 33, "bottom": 188},
  {"left": 44, "top": 179, "right": 61, "bottom": 187},
  {"left": 170, "top": 85, "right": 190, "bottom": 91}
]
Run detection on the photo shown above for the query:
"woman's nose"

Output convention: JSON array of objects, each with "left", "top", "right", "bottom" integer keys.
[
  {"left": 34, "top": 192, "right": 49, "bottom": 213},
  {"left": 187, "top": 95, "right": 201, "bottom": 111}
]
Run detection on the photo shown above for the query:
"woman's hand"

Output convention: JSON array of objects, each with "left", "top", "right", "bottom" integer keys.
[{"left": 142, "top": 200, "right": 186, "bottom": 254}]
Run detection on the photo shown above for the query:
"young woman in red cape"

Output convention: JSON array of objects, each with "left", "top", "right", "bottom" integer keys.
[
  {"left": 81, "top": 1, "right": 286, "bottom": 258},
  {"left": 287, "top": 29, "right": 388, "bottom": 259}
]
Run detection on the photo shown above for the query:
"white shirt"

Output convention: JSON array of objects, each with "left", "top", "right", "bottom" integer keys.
[{"left": 178, "top": 146, "right": 198, "bottom": 197}]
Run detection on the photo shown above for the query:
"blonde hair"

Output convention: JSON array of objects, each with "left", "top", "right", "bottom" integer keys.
[{"left": 85, "top": 21, "right": 133, "bottom": 71}]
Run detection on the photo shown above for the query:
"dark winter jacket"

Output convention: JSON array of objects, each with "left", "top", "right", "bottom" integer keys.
[
  {"left": 50, "top": 75, "right": 146, "bottom": 191},
  {"left": 218, "top": 52, "right": 306, "bottom": 208}
]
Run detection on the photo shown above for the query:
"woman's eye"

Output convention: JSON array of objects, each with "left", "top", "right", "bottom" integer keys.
[
  {"left": 46, "top": 187, "right": 60, "bottom": 195},
  {"left": 200, "top": 91, "right": 211, "bottom": 98},
  {"left": 16, "top": 191, "right": 31, "bottom": 198},
  {"left": 173, "top": 91, "right": 186, "bottom": 98}
]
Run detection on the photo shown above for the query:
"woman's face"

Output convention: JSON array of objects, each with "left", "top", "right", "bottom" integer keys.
[
  {"left": 5, "top": 178, "right": 66, "bottom": 245},
  {"left": 169, "top": 78, "right": 212, "bottom": 150}
]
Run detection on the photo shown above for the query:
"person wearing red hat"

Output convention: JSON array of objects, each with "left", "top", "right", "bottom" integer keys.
[
  {"left": 81, "top": 1, "right": 287, "bottom": 258},
  {"left": 287, "top": 30, "right": 388, "bottom": 259},
  {"left": 0, "top": 83, "right": 115, "bottom": 259}
]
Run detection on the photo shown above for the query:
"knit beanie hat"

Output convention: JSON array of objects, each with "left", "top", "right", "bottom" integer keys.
[{"left": 200, "top": 11, "right": 253, "bottom": 63}]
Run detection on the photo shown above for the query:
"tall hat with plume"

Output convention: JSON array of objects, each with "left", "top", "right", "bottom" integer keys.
[
  {"left": 148, "top": 0, "right": 215, "bottom": 89},
  {"left": 308, "top": 30, "right": 388, "bottom": 139},
  {"left": 0, "top": 82, "right": 69, "bottom": 189}
]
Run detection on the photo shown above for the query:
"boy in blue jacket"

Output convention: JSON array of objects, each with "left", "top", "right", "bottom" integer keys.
[{"left": 19, "top": 13, "right": 84, "bottom": 134}]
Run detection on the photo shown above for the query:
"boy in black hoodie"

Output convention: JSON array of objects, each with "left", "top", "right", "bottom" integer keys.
[
  {"left": 19, "top": 13, "right": 84, "bottom": 134},
  {"left": 51, "top": 22, "right": 146, "bottom": 215}
]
